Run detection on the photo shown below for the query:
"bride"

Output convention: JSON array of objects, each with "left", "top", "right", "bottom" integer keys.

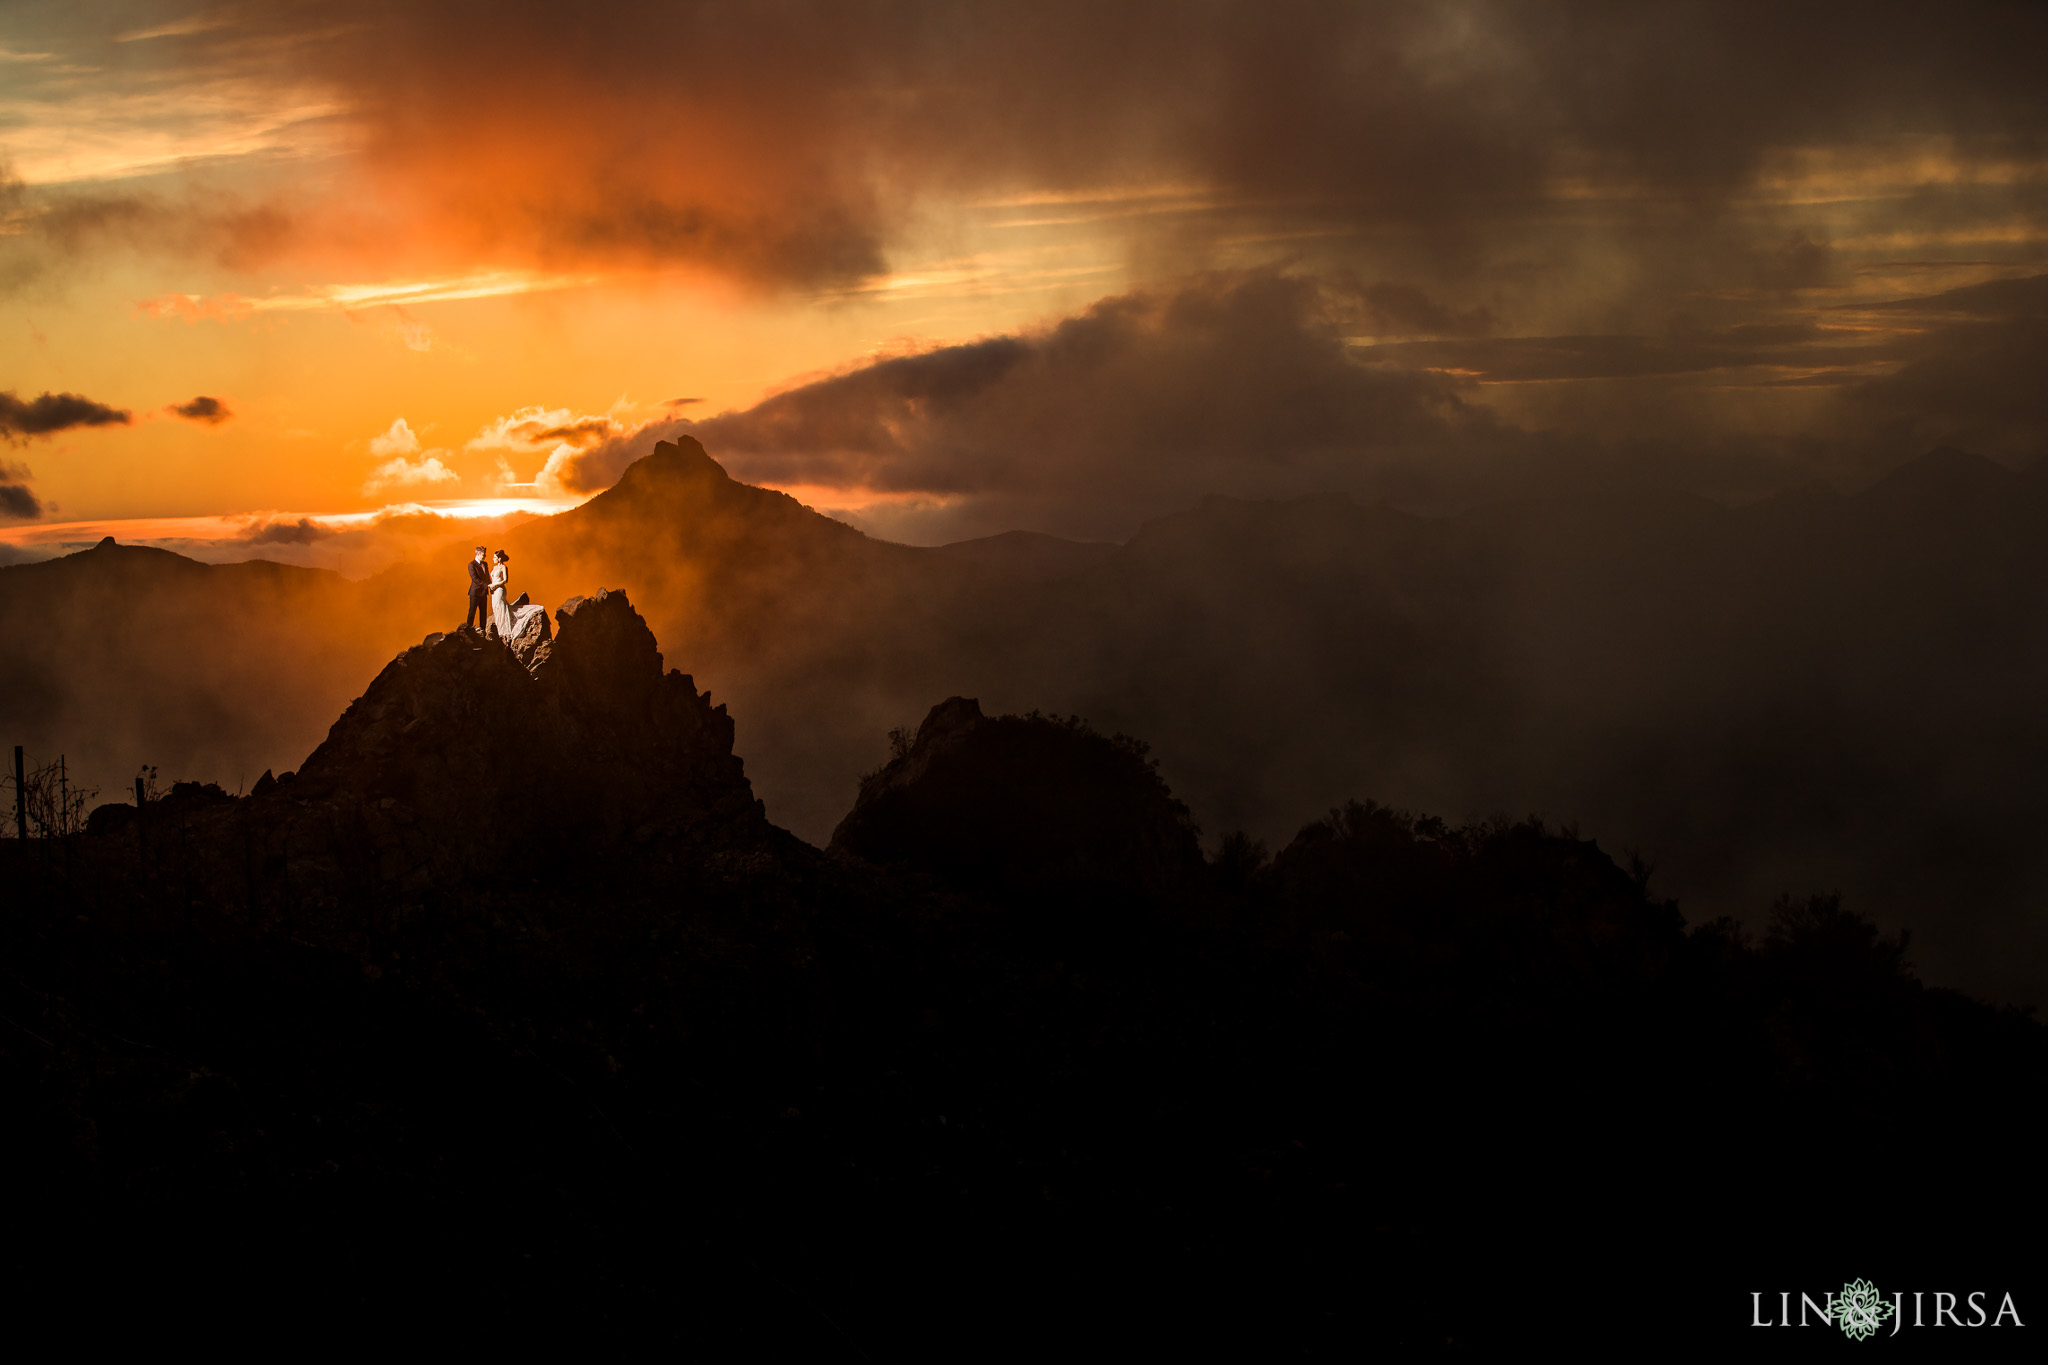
[{"left": 488, "top": 549, "right": 547, "bottom": 643}]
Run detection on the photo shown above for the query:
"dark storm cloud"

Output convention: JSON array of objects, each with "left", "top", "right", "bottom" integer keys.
[
  {"left": 65, "top": 1, "right": 2045, "bottom": 288},
  {"left": 1759, "top": 234, "right": 1847, "bottom": 293},
  {"left": 7, "top": 2, "right": 2038, "bottom": 511},
  {"left": 1356, "top": 324, "right": 1899, "bottom": 384},
  {"left": 1842, "top": 273, "right": 2048, "bottom": 457},
  {"left": 704, "top": 335, "right": 1034, "bottom": 483},
  {"left": 0, "top": 163, "right": 297, "bottom": 293},
  {"left": 1356, "top": 283, "right": 1495, "bottom": 338},
  {"left": 1858, "top": 273, "right": 2048, "bottom": 320},
  {"left": 0, "top": 458, "right": 37, "bottom": 517},
  {"left": 0, "top": 482, "right": 40, "bottom": 519},
  {"left": 170, "top": 395, "right": 233, "bottom": 424},
  {"left": 0, "top": 166, "right": 164, "bottom": 276},
  {"left": 0, "top": 389, "right": 133, "bottom": 441},
  {"left": 240, "top": 516, "right": 334, "bottom": 546},
  {"left": 561, "top": 271, "right": 1527, "bottom": 538},
  {"left": 24, "top": 183, "right": 166, "bottom": 251},
  {"left": 509, "top": 415, "right": 613, "bottom": 446}
]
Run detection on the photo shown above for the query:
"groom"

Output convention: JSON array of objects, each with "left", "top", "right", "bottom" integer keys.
[{"left": 465, "top": 545, "right": 489, "bottom": 632}]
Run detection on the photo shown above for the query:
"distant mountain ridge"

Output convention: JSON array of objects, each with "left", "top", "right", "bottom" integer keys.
[
  {"left": 6, "top": 437, "right": 2048, "bottom": 1001},
  {"left": 935, "top": 530, "right": 1122, "bottom": 581}
]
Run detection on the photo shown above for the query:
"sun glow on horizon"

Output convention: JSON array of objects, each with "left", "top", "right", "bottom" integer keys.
[
  {"left": 0, "top": 495, "right": 592, "bottom": 577},
  {"left": 2, "top": 4, "right": 2045, "bottom": 544}
]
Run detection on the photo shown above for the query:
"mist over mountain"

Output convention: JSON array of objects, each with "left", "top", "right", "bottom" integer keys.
[
  {"left": 9, "top": 591, "right": 2041, "bottom": 1352},
  {"left": 11, "top": 3, "right": 2048, "bottom": 1346},
  {"left": 5, "top": 437, "right": 2046, "bottom": 1003},
  {"left": 934, "top": 530, "right": 1121, "bottom": 582},
  {"left": 0, "top": 538, "right": 396, "bottom": 792}
]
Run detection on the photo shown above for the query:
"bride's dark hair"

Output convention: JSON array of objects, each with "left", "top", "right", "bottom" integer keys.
[{"left": 493, "top": 549, "right": 509, "bottom": 562}]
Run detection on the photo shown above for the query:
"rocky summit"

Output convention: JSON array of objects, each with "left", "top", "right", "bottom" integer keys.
[{"left": 118, "top": 589, "right": 775, "bottom": 914}]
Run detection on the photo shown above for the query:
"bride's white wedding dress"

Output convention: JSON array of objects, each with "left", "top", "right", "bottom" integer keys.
[{"left": 489, "top": 563, "right": 547, "bottom": 643}]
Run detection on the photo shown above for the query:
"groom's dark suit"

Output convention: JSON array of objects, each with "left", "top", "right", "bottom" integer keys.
[{"left": 465, "top": 556, "right": 489, "bottom": 630}]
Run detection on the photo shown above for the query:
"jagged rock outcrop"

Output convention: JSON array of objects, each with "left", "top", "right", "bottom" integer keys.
[
  {"left": 532, "top": 589, "right": 759, "bottom": 847},
  {"left": 66, "top": 589, "right": 780, "bottom": 911},
  {"left": 829, "top": 697, "right": 1204, "bottom": 907},
  {"left": 278, "top": 589, "right": 764, "bottom": 877}
]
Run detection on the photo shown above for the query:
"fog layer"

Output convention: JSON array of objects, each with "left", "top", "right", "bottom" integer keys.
[{"left": 8, "top": 436, "right": 2046, "bottom": 1006}]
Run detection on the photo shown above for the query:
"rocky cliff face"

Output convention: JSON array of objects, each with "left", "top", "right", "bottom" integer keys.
[
  {"left": 289, "top": 588, "right": 766, "bottom": 873},
  {"left": 98, "top": 589, "right": 775, "bottom": 914}
]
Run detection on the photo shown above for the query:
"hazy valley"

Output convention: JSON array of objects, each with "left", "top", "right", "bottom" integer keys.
[{"left": 7, "top": 437, "right": 2046, "bottom": 1003}]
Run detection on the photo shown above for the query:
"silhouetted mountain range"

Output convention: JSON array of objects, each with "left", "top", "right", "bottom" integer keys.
[
  {"left": 7, "top": 594, "right": 2042, "bottom": 1352},
  {"left": 934, "top": 529, "right": 1122, "bottom": 581},
  {"left": 5, "top": 439, "right": 2047, "bottom": 1004}
]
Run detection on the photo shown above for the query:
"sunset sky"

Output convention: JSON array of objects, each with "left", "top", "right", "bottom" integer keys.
[{"left": 4, "top": 0, "right": 2045, "bottom": 563}]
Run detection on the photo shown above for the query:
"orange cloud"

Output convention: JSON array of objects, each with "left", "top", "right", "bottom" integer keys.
[
  {"left": 361, "top": 418, "right": 460, "bottom": 494},
  {"left": 461, "top": 405, "right": 636, "bottom": 495},
  {"left": 19, "top": 2, "right": 2048, "bottom": 305}
]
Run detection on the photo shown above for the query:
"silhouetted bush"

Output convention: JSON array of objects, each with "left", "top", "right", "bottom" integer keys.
[{"left": 830, "top": 698, "right": 1205, "bottom": 916}]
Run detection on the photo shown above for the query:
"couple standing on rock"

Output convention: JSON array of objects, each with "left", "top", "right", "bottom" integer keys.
[{"left": 464, "top": 545, "right": 546, "bottom": 645}]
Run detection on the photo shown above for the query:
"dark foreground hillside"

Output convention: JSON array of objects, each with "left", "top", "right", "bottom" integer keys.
[
  {"left": 11, "top": 439, "right": 2048, "bottom": 1006},
  {"left": 5, "top": 597, "right": 2042, "bottom": 1354}
]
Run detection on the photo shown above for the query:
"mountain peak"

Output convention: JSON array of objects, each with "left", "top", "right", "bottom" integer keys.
[
  {"left": 283, "top": 588, "right": 768, "bottom": 882},
  {"left": 625, "top": 435, "right": 733, "bottom": 489},
  {"left": 552, "top": 435, "right": 740, "bottom": 527}
]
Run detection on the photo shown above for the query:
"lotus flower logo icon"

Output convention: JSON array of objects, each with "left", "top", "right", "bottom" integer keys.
[{"left": 1836, "top": 1279, "right": 1894, "bottom": 1341}]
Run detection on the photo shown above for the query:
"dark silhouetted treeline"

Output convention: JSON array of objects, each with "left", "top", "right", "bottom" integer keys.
[
  {"left": 7, "top": 656, "right": 2041, "bottom": 1353},
  {"left": 8, "top": 439, "right": 2048, "bottom": 1005}
]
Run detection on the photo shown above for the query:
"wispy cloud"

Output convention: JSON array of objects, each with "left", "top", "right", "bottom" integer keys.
[
  {"left": 362, "top": 454, "right": 459, "bottom": 495},
  {"left": 360, "top": 417, "right": 459, "bottom": 494},
  {"left": 137, "top": 269, "right": 603, "bottom": 322},
  {"left": 0, "top": 83, "right": 347, "bottom": 185},
  {"left": 115, "top": 13, "right": 237, "bottom": 44}
]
